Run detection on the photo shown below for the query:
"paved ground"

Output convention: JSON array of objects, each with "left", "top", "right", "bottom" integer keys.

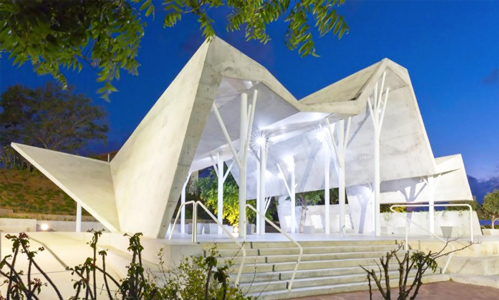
[{"left": 290, "top": 281, "right": 498, "bottom": 300}]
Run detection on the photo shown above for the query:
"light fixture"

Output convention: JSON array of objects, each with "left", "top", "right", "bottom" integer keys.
[
  {"left": 315, "top": 129, "right": 327, "bottom": 143},
  {"left": 255, "top": 136, "right": 266, "bottom": 146},
  {"left": 284, "top": 156, "right": 295, "bottom": 171},
  {"left": 40, "top": 223, "right": 50, "bottom": 231}
]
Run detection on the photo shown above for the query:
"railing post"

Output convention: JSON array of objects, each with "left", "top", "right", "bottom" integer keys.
[
  {"left": 469, "top": 205, "right": 474, "bottom": 243},
  {"left": 192, "top": 202, "right": 197, "bottom": 243}
]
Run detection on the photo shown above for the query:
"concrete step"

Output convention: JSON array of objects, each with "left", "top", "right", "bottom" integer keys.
[
  {"left": 240, "top": 270, "right": 411, "bottom": 294},
  {"left": 215, "top": 244, "right": 399, "bottom": 257},
  {"left": 204, "top": 239, "right": 399, "bottom": 250},
  {"left": 247, "top": 273, "right": 449, "bottom": 300},
  {"left": 232, "top": 264, "right": 400, "bottom": 284},
  {"left": 248, "top": 240, "right": 399, "bottom": 249},
  {"left": 226, "top": 250, "right": 396, "bottom": 265},
  {"left": 234, "top": 256, "right": 394, "bottom": 273}
]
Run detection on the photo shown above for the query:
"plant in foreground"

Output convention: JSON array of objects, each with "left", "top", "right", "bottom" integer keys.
[
  {"left": 360, "top": 241, "right": 474, "bottom": 300},
  {"left": 0, "top": 231, "right": 250, "bottom": 299}
]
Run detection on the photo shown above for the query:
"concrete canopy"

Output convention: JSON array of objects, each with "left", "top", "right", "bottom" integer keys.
[{"left": 12, "top": 37, "right": 472, "bottom": 238}]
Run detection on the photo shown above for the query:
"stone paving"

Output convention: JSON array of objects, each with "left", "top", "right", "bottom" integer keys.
[{"left": 290, "top": 281, "right": 498, "bottom": 300}]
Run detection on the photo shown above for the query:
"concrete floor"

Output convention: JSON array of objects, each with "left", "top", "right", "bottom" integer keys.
[{"left": 290, "top": 281, "right": 499, "bottom": 300}]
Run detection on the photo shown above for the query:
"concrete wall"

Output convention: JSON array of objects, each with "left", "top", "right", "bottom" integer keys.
[
  {"left": 380, "top": 211, "right": 482, "bottom": 237},
  {"left": 0, "top": 218, "right": 105, "bottom": 233},
  {"left": 0, "top": 218, "right": 37, "bottom": 232},
  {"left": 277, "top": 199, "right": 354, "bottom": 233}
]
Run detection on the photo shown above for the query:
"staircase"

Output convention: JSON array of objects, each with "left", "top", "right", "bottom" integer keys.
[{"left": 202, "top": 239, "right": 449, "bottom": 299}]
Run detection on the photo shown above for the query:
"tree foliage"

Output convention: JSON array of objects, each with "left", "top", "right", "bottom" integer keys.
[
  {"left": 483, "top": 190, "right": 499, "bottom": 229},
  {"left": 0, "top": 82, "right": 108, "bottom": 169},
  {"left": 197, "top": 168, "right": 264, "bottom": 226},
  {"left": 0, "top": 0, "right": 147, "bottom": 100},
  {"left": 0, "top": 0, "right": 348, "bottom": 100}
]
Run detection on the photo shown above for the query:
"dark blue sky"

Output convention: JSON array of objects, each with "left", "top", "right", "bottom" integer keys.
[{"left": 1, "top": 0, "right": 498, "bottom": 179}]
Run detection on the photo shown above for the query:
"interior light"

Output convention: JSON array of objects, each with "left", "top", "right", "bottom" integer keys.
[{"left": 256, "top": 136, "right": 266, "bottom": 146}]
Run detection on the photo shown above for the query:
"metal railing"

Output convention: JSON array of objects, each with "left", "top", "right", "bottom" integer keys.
[
  {"left": 246, "top": 204, "right": 303, "bottom": 290},
  {"left": 390, "top": 203, "right": 474, "bottom": 274},
  {"left": 168, "top": 201, "right": 246, "bottom": 285}
]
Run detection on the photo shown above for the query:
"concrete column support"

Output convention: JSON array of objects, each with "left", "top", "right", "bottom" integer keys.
[
  {"left": 324, "top": 149, "right": 331, "bottom": 234},
  {"left": 257, "top": 138, "right": 268, "bottom": 235},
  {"left": 277, "top": 159, "right": 296, "bottom": 233},
  {"left": 325, "top": 117, "right": 352, "bottom": 236},
  {"left": 213, "top": 90, "right": 258, "bottom": 240},
  {"left": 423, "top": 174, "right": 441, "bottom": 235},
  {"left": 367, "top": 72, "right": 390, "bottom": 236}
]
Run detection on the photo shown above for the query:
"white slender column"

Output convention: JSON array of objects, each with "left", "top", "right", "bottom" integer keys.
[
  {"left": 239, "top": 93, "right": 248, "bottom": 238},
  {"left": 213, "top": 90, "right": 257, "bottom": 240},
  {"left": 424, "top": 174, "right": 441, "bottom": 235},
  {"left": 257, "top": 138, "right": 268, "bottom": 235},
  {"left": 324, "top": 148, "right": 331, "bottom": 234},
  {"left": 76, "top": 203, "right": 82, "bottom": 232},
  {"left": 290, "top": 163, "right": 296, "bottom": 234},
  {"left": 367, "top": 72, "right": 390, "bottom": 236},
  {"left": 217, "top": 153, "right": 224, "bottom": 235},
  {"left": 277, "top": 160, "right": 296, "bottom": 233},
  {"left": 180, "top": 173, "right": 191, "bottom": 234},
  {"left": 325, "top": 118, "right": 352, "bottom": 236}
]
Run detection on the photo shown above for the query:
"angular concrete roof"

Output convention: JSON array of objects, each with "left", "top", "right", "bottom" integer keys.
[{"left": 12, "top": 37, "right": 471, "bottom": 238}]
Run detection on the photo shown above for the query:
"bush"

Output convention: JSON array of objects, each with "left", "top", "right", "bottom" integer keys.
[{"left": 0, "top": 231, "right": 252, "bottom": 300}]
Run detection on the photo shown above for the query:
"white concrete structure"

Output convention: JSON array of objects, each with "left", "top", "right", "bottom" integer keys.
[{"left": 12, "top": 37, "right": 473, "bottom": 239}]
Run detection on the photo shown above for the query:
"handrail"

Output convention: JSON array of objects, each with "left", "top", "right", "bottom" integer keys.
[
  {"left": 390, "top": 203, "right": 474, "bottom": 274},
  {"left": 168, "top": 200, "right": 246, "bottom": 285},
  {"left": 245, "top": 204, "right": 303, "bottom": 290},
  {"left": 169, "top": 201, "right": 196, "bottom": 241}
]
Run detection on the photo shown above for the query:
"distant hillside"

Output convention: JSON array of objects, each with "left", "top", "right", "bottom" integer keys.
[
  {"left": 0, "top": 169, "right": 78, "bottom": 215},
  {"left": 468, "top": 175, "right": 499, "bottom": 203}
]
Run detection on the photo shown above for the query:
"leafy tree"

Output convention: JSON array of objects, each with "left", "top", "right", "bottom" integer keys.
[
  {"left": 0, "top": 82, "right": 108, "bottom": 169},
  {"left": 445, "top": 198, "right": 480, "bottom": 212},
  {"left": 197, "top": 168, "right": 262, "bottom": 227},
  {"left": 0, "top": 0, "right": 348, "bottom": 99},
  {"left": 483, "top": 190, "right": 499, "bottom": 229}
]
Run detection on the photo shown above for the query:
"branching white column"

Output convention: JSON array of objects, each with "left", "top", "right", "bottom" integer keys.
[
  {"left": 76, "top": 203, "right": 82, "bottom": 232},
  {"left": 211, "top": 153, "right": 235, "bottom": 235},
  {"left": 212, "top": 90, "right": 257, "bottom": 240},
  {"left": 324, "top": 148, "right": 331, "bottom": 234},
  {"left": 367, "top": 72, "right": 390, "bottom": 236},
  {"left": 180, "top": 173, "right": 191, "bottom": 234},
  {"left": 257, "top": 138, "right": 268, "bottom": 235},
  {"left": 325, "top": 117, "right": 352, "bottom": 236},
  {"left": 239, "top": 93, "right": 248, "bottom": 238},
  {"left": 423, "top": 174, "right": 441, "bottom": 234},
  {"left": 277, "top": 159, "right": 296, "bottom": 233}
]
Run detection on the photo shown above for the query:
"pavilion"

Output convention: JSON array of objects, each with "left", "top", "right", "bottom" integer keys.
[{"left": 11, "top": 37, "right": 473, "bottom": 240}]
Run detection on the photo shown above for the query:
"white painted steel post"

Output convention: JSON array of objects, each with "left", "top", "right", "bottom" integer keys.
[
  {"left": 192, "top": 202, "right": 197, "bottom": 242},
  {"left": 76, "top": 203, "right": 82, "bottom": 232},
  {"left": 324, "top": 148, "right": 331, "bottom": 234},
  {"left": 426, "top": 174, "right": 441, "bottom": 235},
  {"left": 337, "top": 120, "right": 346, "bottom": 236},
  {"left": 290, "top": 163, "right": 296, "bottom": 234},
  {"left": 180, "top": 173, "right": 191, "bottom": 234},
  {"left": 374, "top": 122, "right": 381, "bottom": 236},
  {"left": 367, "top": 72, "right": 389, "bottom": 236},
  {"left": 217, "top": 153, "right": 224, "bottom": 235},
  {"left": 428, "top": 177, "right": 435, "bottom": 235},
  {"left": 325, "top": 118, "right": 351, "bottom": 236},
  {"left": 239, "top": 93, "right": 248, "bottom": 239},
  {"left": 258, "top": 140, "right": 268, "bottom": 235}
]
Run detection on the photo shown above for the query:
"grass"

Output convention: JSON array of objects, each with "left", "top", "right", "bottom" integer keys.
[{"left": 0, "top": 168, "right": 89, "bottom": 216}]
